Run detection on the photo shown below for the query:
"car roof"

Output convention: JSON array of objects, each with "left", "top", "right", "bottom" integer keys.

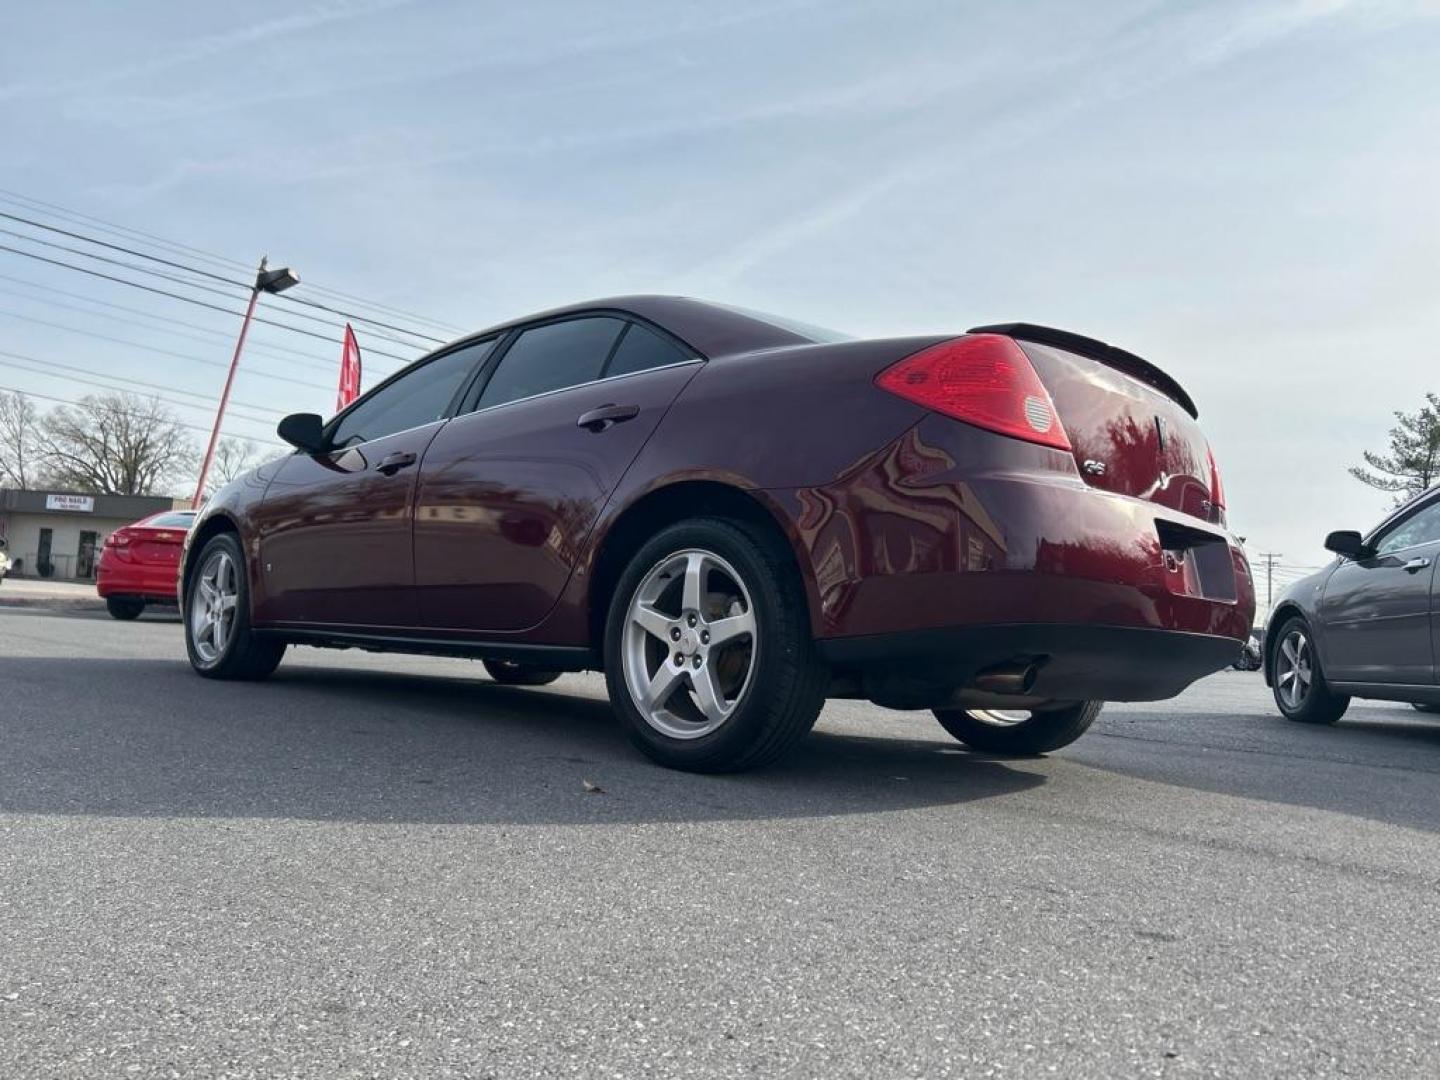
[{"left": 444, "top": 295, "right": 821, "bottom": 360}]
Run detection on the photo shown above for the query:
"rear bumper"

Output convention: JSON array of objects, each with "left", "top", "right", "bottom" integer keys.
[
  {"left": 818, "top": 623, "right": 1243, "bottom": 703},
  {"left": 96, "top": 557, "right": 179, "bottom": 602},
  {"left": 764, "top": 415, "right": 1256, "bottom": 643}
]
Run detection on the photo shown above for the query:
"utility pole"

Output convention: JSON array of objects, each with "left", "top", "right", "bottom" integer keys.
[
  {"left": 192, "top": 256, "right": 300, "bottom": 507},
  {"left": 1255, "top": 552, "right": 1282, "bottom": 612}
]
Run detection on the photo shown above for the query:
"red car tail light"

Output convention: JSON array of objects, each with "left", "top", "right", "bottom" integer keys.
[
  {"left": 875, "top": 334, "right": 1072, "bottom": 451},
  {"left": 107, "top": 528, "right": 133, "bottom": 548}
]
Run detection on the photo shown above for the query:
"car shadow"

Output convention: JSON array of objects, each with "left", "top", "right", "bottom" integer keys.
[
  {"left": 0, "top": 656, "right": 1045, "bottom": 826},
  {"left": 1064, "top": 692, "right": 1440, "bottom": 833}
]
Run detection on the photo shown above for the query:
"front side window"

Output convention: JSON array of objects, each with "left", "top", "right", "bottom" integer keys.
[
  {"left": 475, "top": 317, "right": 625, "bottom": 410},
  {"left": 1374, "top": 498, "right": 1440, "bottom": 555},
  {"left": 330, "top": 339, "right": 492, "bottom": 447}
]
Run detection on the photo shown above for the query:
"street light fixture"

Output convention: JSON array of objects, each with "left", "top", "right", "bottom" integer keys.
[
  {"left": 257, "top": 264, "right": 300, "bottom": 294},
  {"left": 191, "top": 255, "right": 300, "bottom": 507}
]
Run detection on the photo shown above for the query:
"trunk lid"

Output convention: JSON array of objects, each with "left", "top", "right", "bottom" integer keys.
[{"left": 988, "top": 330, "right": 1217, "bottom": 524}]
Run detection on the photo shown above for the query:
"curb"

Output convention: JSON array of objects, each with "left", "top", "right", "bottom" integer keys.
[{"left": 0, "top": 595, "right": 107, "bottom": 611}]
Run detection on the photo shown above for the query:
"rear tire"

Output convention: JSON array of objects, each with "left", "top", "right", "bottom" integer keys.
[
  {"left": 483, "top": 659, "right": 562, "bottom": 686},
  {"left": 603, "top": 517, "right": 827, "bottom": 773},
  {"left": 184, "top": 533, "right": 285, "bottom": 681},
  {"left": 106, "top": 597, "right": 145, "bottom": 621},
  {"left": 1269, "top": 616, "right": 1347, "bottom": 725},
  {"left": 933, "top": 701, "right": 1102, "bottom": 755}
]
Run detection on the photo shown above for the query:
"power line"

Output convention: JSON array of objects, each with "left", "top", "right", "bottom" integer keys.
[
  {"left": 0, "top": 307, "right": 340, "bottom": 392},
  {"left": 0, "top": 209, "right": 447, "bottom": 345},
  {"left": 0, "top": 277, "right": 340, "bottom": 367},
  {"left": 0, "top": 186, "right": 467, "bottom": 335},
  {"left": 0, "top": 350, "right": 285, "bottom": 423},
  {"left": 0, "top": 243, "right": 416, "bottom": 366},
  {"left": 0, "top": 382, "right": 286, "bottom": 450},
  {"left": 0, "top": 215, "right": 442, "bottom": 352},
  {"left": 0, "top": 358, "right": 280, "bottom": 429}
]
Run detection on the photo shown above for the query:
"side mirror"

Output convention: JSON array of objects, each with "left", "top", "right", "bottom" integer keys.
[
  {"left": 1324, "top": 529, "right": 1373, "bottom": 560},
  {"left": 277, "top": 412, "right": 327, "bottom": 453}
]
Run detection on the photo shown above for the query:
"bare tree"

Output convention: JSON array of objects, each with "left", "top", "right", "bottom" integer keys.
[
  {"left": 37, "top": 393, "right": 197, "bottom": 495},
  {"left": 0, "top": 391, "right": 41, "bottom": 489},
  {"left": 1351, "top": 392, "right": 1440, "bottom": 506},
  {"left": 207, "top": 437, "right": 261, "bottom": 493}
]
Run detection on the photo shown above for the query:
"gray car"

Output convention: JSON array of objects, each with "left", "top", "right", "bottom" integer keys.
[{"left": 1266, "top": 487, "right": 1440, "bottom": 723}]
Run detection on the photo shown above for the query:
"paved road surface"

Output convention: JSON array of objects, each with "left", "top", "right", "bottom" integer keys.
[{"left": 2, "top": 607, "right": 1438, "bottom": 1078}]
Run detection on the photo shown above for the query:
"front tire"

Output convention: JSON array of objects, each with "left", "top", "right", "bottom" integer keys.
[
  {"left": 1269, "top": 616, "right": 1347, "bottom": 725},
  {"left": 106, "top": 597, "right": 145, "bottom": 621},
  {"left": 603, "top": 518, "right": 827, "bottom": 773},
  {"left": 933, "top": 701, "right": 1102, "bottom": 755},
  {"left": 184, "top": 533, "right": 285, "bottom": 681},
  {"left": 483, "top": 659, "right": 562, "bottom": 686}
]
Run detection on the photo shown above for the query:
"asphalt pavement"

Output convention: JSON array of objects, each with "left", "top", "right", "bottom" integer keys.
[{"left": 2, "top": 606, "right": 1438, "bottom": 1079}]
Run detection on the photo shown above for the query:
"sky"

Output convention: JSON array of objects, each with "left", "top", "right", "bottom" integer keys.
[{"left": 1, "top": 0, "right": 1438, "bottom": 577}]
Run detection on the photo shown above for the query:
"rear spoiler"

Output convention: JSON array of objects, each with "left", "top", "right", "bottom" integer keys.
[{"left": 968, "top": 322, "right": 1198, "bottom": 419}]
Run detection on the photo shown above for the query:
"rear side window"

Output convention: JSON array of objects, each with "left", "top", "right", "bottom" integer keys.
[
  {"left": 604, "top": 321, "right": 693, "bottom": 378},
  {"left": 476, "top": 317, "right": 625, "bottom": 410},
  {"left": 1375, "top": 499, "right": 1440, "bottom": 554},
  {"left": 330, "top": 340, "right": 492, "bottom": 447}
]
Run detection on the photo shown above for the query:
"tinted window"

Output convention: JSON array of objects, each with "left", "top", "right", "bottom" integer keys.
[
  {"left": 1375, "top": 499, "right": 1440, "bottom": 554},
  {"left": 331, "top": 340, "right": 491, "bottom": 447},
  {"left": 603, "top": 322, "right": 693, "bottom": 378},
  {"left": 147, "top": 512, "right": 196, "bottom": 528},
  {"left": 476, "top": 317, "right": 625, "bottom": 410}
]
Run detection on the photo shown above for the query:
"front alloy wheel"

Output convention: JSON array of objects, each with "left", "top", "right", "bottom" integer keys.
[
  {"left": 1273, "top": 628, "right": 1312, "bottom": 711},
  {"left": 184, "top": 533, "right": 286, "bottom": 681},
  {"left": 1268, "top": 616, "right": 1347, "bottom": 725},
  {"left": 190, "top": 548, "right": 239, "bottom": 663}
]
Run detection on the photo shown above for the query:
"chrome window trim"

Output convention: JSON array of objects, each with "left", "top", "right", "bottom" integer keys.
[
  {"left": 323, "top": 358, "right": 703, "bottom": 450},
  {"left": 461, "top": 357, "right": 704, "bottom": 422}
]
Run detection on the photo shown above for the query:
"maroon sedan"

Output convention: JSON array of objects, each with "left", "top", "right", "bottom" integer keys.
[{"left": 181, "top": 297, "right": 1254, "bottom": 772}]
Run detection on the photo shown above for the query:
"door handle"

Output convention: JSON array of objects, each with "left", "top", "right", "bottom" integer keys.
[
  {"left": 375, "top": 450, "right": 417, "bottom": 475},
  {"left": 1402, "top": 556, "right": 1431, "bottom": 573},
  {"left": 577, "top": 403, "right": 640, "bottom": 432}
]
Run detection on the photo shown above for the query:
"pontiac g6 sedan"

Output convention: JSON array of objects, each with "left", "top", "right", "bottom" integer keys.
[{"left": 182, "top": 297, "right": 1254, "bottom": 772}]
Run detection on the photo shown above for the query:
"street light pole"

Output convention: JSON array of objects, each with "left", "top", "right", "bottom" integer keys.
[{"left": 192, "top": 256, "right": 299, "bottom": 507}]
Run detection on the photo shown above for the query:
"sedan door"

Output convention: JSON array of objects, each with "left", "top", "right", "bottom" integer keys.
[
  {"left": 413, "top": 316, "right": 701, "bottom": 634},
  {"left": 253, "top": 340, "right": 493, "bottom": 628},
  {"left": 1319, "top": 496, "right": 1440, "bottom": 685}
]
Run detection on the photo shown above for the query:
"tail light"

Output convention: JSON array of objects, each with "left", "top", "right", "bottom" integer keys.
[
  {"left": 107, "top": 528, "right": 134, "bottom": 549},
  {"left": 875, "top": 334, "right": 1071, "bottom": 451},
  {"left": 1207, "top": 444, "right": 1227, "bottom": 522}
]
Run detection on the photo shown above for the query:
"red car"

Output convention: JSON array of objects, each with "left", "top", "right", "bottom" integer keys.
[
  {"left": 181, "top": 298, "right": 1254, "bottom": 772},
  {"left": 96, "top": 510, "right": 195, "bottom": 619}
]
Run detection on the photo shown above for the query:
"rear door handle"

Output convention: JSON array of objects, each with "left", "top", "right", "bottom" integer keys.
[
  {"left": 375, "top": 450, "right": 417, "bottom": 475},
  {"left": 1403, "top": 556, "right": 1431, "bottom": 573},
  {"left": 577, "top": 404, "right": 640, "bottom": 432}
]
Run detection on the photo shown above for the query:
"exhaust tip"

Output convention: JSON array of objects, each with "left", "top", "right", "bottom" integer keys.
[{"left": 972, "top": 660, "right": 1041, "bottom": 696}]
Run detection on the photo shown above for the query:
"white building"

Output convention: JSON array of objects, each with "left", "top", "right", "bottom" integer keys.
[{"left": 0, "top": 489, "right": 185, "bottom": 581}]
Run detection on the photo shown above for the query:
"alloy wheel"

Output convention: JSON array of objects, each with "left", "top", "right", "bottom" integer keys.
[
  {"left": 191, "top": 549, "right": 239, "bottom": 664},
  {"left": 621, "top": 548, "right": 758, "bottom": 740},
  {"left": 967, "top": 709, "right": 1032, "bottom": 728},
  {"left": 1275, "top": 628, "right": 1312, "bottom": 710}
]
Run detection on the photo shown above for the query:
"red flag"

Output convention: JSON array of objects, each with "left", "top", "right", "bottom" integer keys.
[{"left": 336, "top": 323, "right": 362, "bottom": 412}]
